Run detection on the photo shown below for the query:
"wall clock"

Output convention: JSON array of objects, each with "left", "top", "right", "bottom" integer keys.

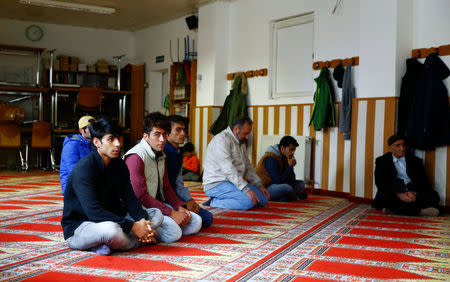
[{"left": 25, "top": 25, "right": 44, "bottom": 41}]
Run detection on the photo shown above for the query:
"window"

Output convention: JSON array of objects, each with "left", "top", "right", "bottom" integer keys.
[{"left": 271, "top": 13, "right": 314, "bottom": 99}]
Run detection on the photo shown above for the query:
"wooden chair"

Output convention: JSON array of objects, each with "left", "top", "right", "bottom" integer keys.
[
  {"left": 31, "top": 121, "right": 55, "bottom": 171},
  {"left": 0, "top": 104, "right": 24, "bottom": 123},
  {"left": 0, "top": 125, "right": 27, "bottom": 170},
  {"left": 77, "top": 86, "right": 102, "bottom": 114}
]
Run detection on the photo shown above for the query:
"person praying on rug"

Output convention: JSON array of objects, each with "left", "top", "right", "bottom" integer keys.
[
  {"left": 202, "top": 116, "right": 270, "bottom": 210},
  {"left": 124, "top": 112, "right": 202, "bottom": 243},
  {"left": 164, "top": 115, "right": 213, "bottom": 228},
  {"left": 373, "top": 134, "right": 440, "bottom": 216},
  {"left": 255, "top": 135, "right": 307, "bottom": 201},
  {"left": 61, "top": 118, "right": 164, "bottom": 256},
  {"left": 181, "top": 142, "right": 201, "bottom": 182},
  {"left": 60, "top": 116, "right": 96, "bottom": 195}
]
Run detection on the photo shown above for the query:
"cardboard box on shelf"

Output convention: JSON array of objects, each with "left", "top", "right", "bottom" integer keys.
[
  {"left": 53, "top": 59, "right": 60, "bottom": 71},
  {"left": 107, "top": 77, "right": 116, "bottom": 89},
  {"left": 87, "top": 65, "right": 96, "bottom": 73},
  {"left": 61, "top": 62, "right": 69, "bottom": 71},
  {"left": 78, "top": 64, "right": 87, "bottom": 72},
  {"left": 69, "top": 64, "right": 78, "bottom": 72},
  {"left": 58, "top": 55, "right": 69, "bottom": 64},
  {"left": 70, "top": 57, "right": 80, "bottom": 65}
]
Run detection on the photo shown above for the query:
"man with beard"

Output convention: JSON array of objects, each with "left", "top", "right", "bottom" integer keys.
[{"left": 202, "top": 116, "right": 270, "bottom": 210}]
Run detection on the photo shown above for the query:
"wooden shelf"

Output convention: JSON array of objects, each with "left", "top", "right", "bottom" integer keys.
[
  {"left": 52, "top": 129, "right": 77, "bottom": 133},
  {"left": 102, "top": 89, "right": 131, "bottom": 94},
  {"left": 172, "top": 98, "right": 190, "bottom": 102},
  {"left": 52, "top": 86, "right": 130, "bottom": 94},
  {"left": 0, "top": 44, "right": 45, "bottom": 53},
  {"left": 172, "top": 83, "right": 190, "bottom": 87},
  {"left": 169, "top": 61, "right": 196, "bottom": 139},
  {"left": 52, "top": 86, "right": 80, "bottom": 92},
  {"left": 0, "top": 85, "right": 47, "bottom": 92}
]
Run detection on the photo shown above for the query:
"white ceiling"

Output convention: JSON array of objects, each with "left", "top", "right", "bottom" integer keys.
[{"left": 0, "top": 0, "right": 215, "bottom": 31}]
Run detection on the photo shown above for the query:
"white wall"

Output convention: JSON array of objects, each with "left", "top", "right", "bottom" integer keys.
[
  {"left": 196, "top": 1, "right": 231, "bottom": 106},
  {"left": 134, "top": 17, "right": 197, "bottom": 112},
  {"left": 0, "top": 18, "right": 134, "bottom": 65},
  {"left": 414, "top": 0, "right": 450, "bottom": 89},
  {"left": 395, "top": 0, "right": 414, "bottom": 96},
  {"left": 197, "top": 0, "right": 360, "bottom": 106}
]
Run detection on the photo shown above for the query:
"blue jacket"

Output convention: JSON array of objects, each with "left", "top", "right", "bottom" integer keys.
[{"left": 60, "top": 134, "right": 92, "bottom": 195}]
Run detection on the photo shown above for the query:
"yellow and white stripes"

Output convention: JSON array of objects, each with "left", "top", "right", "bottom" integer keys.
[{"left": 193, "top": 97, "right": 449, "bottom": 206}]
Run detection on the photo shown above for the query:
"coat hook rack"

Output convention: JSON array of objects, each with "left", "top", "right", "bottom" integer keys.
[
  {"left": 312, "top": 56, "right": 359, "bottom": 70},
  {"left": 227, "top": 68, "right": 268, "bottom": 80},
  {"left": 411, "top": 44, "right": 450, "bottom": 59}
]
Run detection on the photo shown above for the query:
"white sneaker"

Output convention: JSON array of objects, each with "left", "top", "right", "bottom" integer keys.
[{"left": 419, "top": 207, "right": 439, "bottom": 217}]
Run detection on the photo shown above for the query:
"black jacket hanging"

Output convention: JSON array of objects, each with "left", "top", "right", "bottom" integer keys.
[
  {"left": 406, "top": 53, "right": 450, "bottom": 150},
  {"left": 397, "top": 58, "right": 423, "bottom": 136}
]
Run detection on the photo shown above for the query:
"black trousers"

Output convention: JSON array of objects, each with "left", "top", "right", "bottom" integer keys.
[{"left": 373, "top": 187, "right": 440, "bottom": 216}]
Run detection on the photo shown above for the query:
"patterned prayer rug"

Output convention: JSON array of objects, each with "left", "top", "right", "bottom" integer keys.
[{"left": 0, "top": 172, "right": 449, "bottom": 281}]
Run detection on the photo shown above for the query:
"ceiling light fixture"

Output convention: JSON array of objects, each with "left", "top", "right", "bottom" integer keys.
[{"left": 19, "top": 0, "right": 115, "bottom": 14}]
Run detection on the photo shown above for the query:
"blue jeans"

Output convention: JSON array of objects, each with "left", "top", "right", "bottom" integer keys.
[
  {"left": 267, "top": 180, "right": 305, "bottom": 201},
  {"left": 66, "top": 208, "right": 163, "bottom": 251},
  {"left": 205, "top": 181, "right": 268, "bottom": 210},
  {"left": 156, "top": 204, "right": 202, "bottom": 243}
]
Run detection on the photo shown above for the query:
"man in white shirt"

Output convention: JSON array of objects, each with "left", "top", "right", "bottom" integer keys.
[{"left": 202, "top": 117, "right": 270, "bottom": 210}]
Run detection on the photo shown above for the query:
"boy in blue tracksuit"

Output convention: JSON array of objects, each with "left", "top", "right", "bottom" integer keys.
[{"left": 60, "top": 116, "right": 95, "bottom": 195}]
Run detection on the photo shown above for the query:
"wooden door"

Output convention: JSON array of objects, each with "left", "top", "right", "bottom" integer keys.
[{"left": 130, "top": 64, "right": 145, "bottom": 145}]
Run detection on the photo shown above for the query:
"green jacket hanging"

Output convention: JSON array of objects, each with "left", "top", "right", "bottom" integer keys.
[
  {"left": 209, "top": 73, "right": 249, "bottom": 135},
  {"left": 309, "top": 67, "right": 336, "bottom": 131}
]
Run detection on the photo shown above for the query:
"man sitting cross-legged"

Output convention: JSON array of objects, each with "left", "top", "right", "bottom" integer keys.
[
  {"left": 203, "top": 116, "right": 270, "bottom": 210},
  {"left": 124, "top": 112, "right": 202, "bottom": 243},
  {"left": 256, "top": 135, "right": 307, "bottom": 201},
  {"left": 164, "top": 115, "right": 213, "bottom": 228},
  {"left": 61, "top": 118, "right": 163, "bottom": 256},
  {"left": 373, "top": 134, "right": 440, "bottom": 216}
]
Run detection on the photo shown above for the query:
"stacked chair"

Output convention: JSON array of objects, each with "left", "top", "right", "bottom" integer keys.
[
  {"left": 31, "top": 120, "right": 55, "bottom": 171},
  {"left": 0, "top": 104, "right": 27, "bottom": 170}
]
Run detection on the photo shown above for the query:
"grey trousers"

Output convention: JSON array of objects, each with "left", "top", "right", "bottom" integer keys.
[{"left": 66, "top": 208, "right": 163, "bottom": 251}]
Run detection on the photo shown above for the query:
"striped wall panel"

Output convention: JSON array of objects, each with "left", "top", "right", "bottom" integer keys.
[{"left": 192, "top": 98, "right": 449, "bottom": 206}]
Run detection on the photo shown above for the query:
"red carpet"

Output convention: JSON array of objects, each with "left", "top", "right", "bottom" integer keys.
[
  {"left": 323, "top": 247, "right": 435, "bottom": 262},
  {"left": 348, "top": 227, "right": 436, "bottom": 238},
  {"left": 22, "top": 271, "right": 125, "bottom": 281},
  {"left": 306, "top": 260, "right": 432, "bottom": 279},
  {"left": 74, "top": 256, "right": 190, "bottom": 271},
  {"left": 5, "top": 223, "right": 62, "bottom": 232},
  {"left": 0, "top": 171, "right": 449, "bottom": 281}
]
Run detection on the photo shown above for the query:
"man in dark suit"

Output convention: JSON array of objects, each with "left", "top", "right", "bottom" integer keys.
[{"left": 373, "top": 134, "right": 440, "bottom": 216}]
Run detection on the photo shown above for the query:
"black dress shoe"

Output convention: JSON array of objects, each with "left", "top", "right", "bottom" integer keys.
[{"left": 297, "top": 193, "right": 308, "bottom": 200}]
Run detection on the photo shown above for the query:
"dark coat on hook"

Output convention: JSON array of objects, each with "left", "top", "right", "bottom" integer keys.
[
  {"left": 403, "top": 53, "right": 450, "bottom": 150},
  {"left": 397, "top": 58, "right": 423, "bottom": 136},
  {"left": 209, "top": 73, "right": 249, "bottom": 135}
]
